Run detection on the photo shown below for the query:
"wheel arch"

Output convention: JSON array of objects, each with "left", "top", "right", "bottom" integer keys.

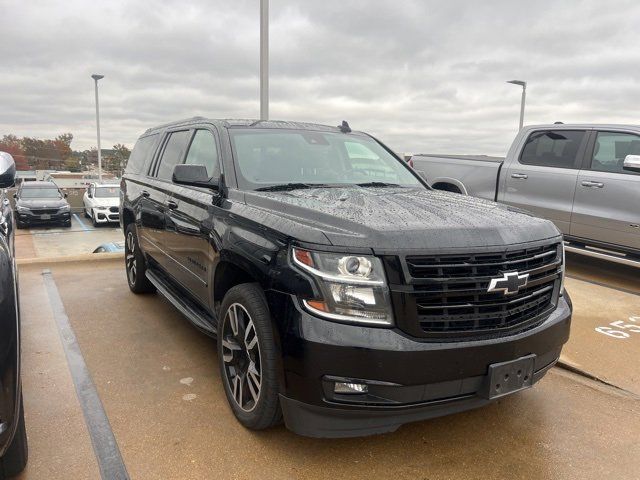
[{"left": 430, "top": 177, "right": 468, "bottom": 195}]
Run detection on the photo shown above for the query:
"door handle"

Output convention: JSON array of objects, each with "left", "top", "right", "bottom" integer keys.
[
  {"left": 166, "top": 200, "right": 178, "bottom": 210},
  {"left": 141, "top": 190, "right": 150, "bottom": 198},
  {"left": 581, "top": 181, "right": 604, "bottom": 188},
  {"left": 511, "top": 173, "right": 528, "bottom": 179}
]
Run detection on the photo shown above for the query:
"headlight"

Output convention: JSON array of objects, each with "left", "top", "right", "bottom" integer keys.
[
  {"left": 16, "top": 205, "right": 29, "bottom": 212},
  {"left": 97, "top": 206, "right": 108, "bottom": 210},
  {"left": 292, "top": 247, "right": 393, "bottom": 326},
  {"left": 59, "top": 205, "right": 71, "bottom": 212}
]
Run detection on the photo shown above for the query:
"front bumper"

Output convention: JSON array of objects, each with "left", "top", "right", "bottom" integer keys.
[
  {"left": 15, "top": 210, "right": 70, "bottom": 225},
  {"left": 271, "top": 293, "right": 572, "bottom": 438},
  {"left": 93, "top": 210, "right": 120, "bottom": 223}
]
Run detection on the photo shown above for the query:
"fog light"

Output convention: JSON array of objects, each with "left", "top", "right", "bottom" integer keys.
[{"left": 334, "top": 382, "right": 368, "bottom": 394}]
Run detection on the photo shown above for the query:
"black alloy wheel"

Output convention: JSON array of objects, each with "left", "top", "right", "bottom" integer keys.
[
  {"left": 124, "top": 224, "right": 155, "bottom": 294},
  {"left": 218, "top": 284, "right": 282, "bottom": 430}
]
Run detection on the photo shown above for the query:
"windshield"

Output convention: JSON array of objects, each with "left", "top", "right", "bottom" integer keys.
[
  {"left": 229, "top": 129, "right": 423, "bottom": 191},
  {"left": 94, "top": 187, "right": 119, "bottom": 198},
  {"left": 20, "top": 187, "right": 62, "bottom": 199}
]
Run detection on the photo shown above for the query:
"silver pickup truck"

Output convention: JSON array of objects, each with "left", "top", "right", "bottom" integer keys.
[{"left": 412, "top": 124, "right": 640, "bottom": 266}]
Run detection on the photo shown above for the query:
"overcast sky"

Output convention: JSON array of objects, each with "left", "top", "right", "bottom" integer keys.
[{"left": 1, "top": 0, "right": 639, "bottom": 155}]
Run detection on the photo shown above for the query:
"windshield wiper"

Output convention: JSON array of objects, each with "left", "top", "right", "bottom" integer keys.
[
  {"left": 355, "top": 182, "right": 402, "bottom": 188},
  {"left": 255, "top": 182, "right": 332, "bottom": 192}
]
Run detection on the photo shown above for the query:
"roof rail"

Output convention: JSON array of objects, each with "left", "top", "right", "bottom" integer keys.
[{"left": 144, "top": 116, "right": 207, "bottom": 134}]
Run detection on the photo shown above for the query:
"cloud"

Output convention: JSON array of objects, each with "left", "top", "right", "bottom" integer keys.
[{"left": 1, "top": 0, "right": 639, "bottom": 155}]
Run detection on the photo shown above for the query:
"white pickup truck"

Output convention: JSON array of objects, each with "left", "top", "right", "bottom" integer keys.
[{"left": 412, "top": 123, "right": 640, "bottom": 266}]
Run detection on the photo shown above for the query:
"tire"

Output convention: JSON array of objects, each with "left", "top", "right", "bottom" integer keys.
[
  {"left": 218, "top": 284, "right": 282, "bottom": 430},
  {"left": 91, "top": 210, "right": 98, "bottom": 228},
  {"left": 63, "top": 220, "right": 71, "bottom": 228},
  {"left": 84, "top": 208, "right": 90, "bottom": 219},
  {"left": 124, "top": 224, "right": 155, "bottom": 294},
  {"left": 0, "top": 394, "right": 28, "bottom": 478}
]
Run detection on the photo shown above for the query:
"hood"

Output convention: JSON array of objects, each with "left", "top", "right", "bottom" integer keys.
[
  {"left": 16, "top": 198, "right": 68, "bottom": 209},
  {"left": 90, "top": 197, "right": 119, "bottom": 208},
  {"left": 244, "top": 187, "right": 560, "bottom": 252}
]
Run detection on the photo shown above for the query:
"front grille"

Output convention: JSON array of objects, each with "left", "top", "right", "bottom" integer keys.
[
  {"left": 109, "top": 206, "right": 119, "bottom": 213},
  {"left": 31, "top": 208, "right": 59, "bottom": 215},
  {"left": 401, "top": 243, "right": 562, "bottom": 340}
]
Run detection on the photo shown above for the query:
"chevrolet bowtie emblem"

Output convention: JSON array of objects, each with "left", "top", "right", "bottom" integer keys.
[{"left": 487, "top": 272, "right": 529, "bottom": 296}]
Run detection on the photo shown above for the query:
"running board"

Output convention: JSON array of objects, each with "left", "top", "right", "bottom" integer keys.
[
  {"left": 565, "top": 244, "right": 640, "bottom": 268},
  {"left": 146, "top": 269, "right": 217, "bottom": 337}
]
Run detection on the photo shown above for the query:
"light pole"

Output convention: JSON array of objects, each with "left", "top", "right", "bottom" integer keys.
[
  {"left": 260, "top": 0, "right": 269, "bottom": 120},
  {"left": 91, "top": 74, "right": 104, "bottom": 182},
  {"left": 507, "top": 80, "right": 526, "bottom": 131}
]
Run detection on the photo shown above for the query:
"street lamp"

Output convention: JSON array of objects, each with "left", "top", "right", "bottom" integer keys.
[
  {"left": 260, "top": 0, "right": 269, "bottom": 120},
  {"left": 91, "top": 74, "right": 104, "bottom": 182},
  {"left": 507, "top": 80, "right": 527, "bottom": 131}
]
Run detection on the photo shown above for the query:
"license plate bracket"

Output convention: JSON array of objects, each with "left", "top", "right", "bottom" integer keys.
[
  {"left": 41, "top": 214, "right": 51, "bottom": 220},
  {"left": 481, "top": 354, "right": 536, "bottom": 400}
]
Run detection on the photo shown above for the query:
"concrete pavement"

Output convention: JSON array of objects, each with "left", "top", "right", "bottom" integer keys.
[{"left": 15, "top": 259, "right": 640, "bottom": 480}]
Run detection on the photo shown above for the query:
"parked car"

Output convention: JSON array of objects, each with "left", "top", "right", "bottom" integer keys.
[
  {"left": 121, "top": 118, "right": 571, "bottom": 438},
  {"left": 0, "top": 152, "right": 28, "bottom": 477},
  {"left": 412, "top": 124, "right": 640, "bottom": 266},
  {"left": 83, "top": 183, "right": 121, "bottom": 227},
  {"left": 13, "top": 180, "right": 71, "bottom": 228}
]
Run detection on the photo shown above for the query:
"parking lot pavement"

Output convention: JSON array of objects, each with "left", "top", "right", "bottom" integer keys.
[
  {"left": 14, "top": 214, "right": 123, "bottom": 259},
  {"left": 564, "top": 254, "right": 640, "bottom": 396},
  {"left": 17, "top": 259, "right": 640, "bottom": 480}
]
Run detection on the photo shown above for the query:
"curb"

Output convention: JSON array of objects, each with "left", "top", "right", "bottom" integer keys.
[
  {"left": 556, "top": 357, "right": 639, "bottom": 399},
  {"left": 17, "top": 252, "right": 123, "bottom": 266}
]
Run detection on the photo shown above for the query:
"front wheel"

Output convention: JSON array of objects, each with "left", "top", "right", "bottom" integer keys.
[
  {"left": 91, "top": 210, "right": 98, "bottom": 228},
  {"left": 218, "top": 284, "right": 282, "bottom": 430},
  {"left": 124, "top": 224, "right": 155, "bottom": 294},
  {"left": 0, "top": 394, "right": 28, "bottom": 478}
]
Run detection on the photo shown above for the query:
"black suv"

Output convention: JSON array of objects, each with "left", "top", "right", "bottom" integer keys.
[
  {"left": 0, "top": 152, "right": 28, "bottom": 477},
  {"left": 14, "top": 181, "right": 71, "bottom": 228},
  {"left": 121, "top": 118, "right": 572, "bottom": 438}
]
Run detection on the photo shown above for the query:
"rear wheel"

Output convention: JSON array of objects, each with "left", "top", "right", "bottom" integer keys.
[
  {"left": 0, "top": 394, "right": 28, "bottom": 478},
  {"left": 218, "top": 284, "right": 282, "bottom": 430},
  {"left": 125, "top": 224, "right": 155, "bottom": 294}
]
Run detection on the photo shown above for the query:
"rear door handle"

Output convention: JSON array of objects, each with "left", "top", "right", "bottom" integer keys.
[
  {"left": 511, "top": 173, "right": 528, "bottom": 179},
  {"left": 141, "top": 190, "right": 150, "bottom": 198},
  {"left": 166, "top": 200, "right": 178, "bottom": 210},
  {"left": 581, "top": 181, "right": 604, "bottom": 188}
]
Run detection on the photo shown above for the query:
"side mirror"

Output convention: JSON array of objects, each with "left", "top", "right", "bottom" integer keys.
[
  {"left": 13, "top": 193, "right": 17, "bottom": 199},
  {"left": 0, "top": 152, "right": 16, "bottom": 189},
  {"left": 172, "top": 164, "right": 219, "bottom": 190},
  {"left": 64, "top": 192, "right": 68, "bottom": 198},
  {"left": 623, "top": 155, "right": 640, "bottom": 172}
]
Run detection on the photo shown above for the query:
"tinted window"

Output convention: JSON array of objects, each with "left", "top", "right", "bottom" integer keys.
[
  {"left": 125, "top": 134, "right": 159, "bottom": 174},
  {"left": 229, "top": 129, "right": 421, "bottom": 190},
  {"left": 156, "top": 130, "right": 190, "bottom": 181},
  {"left": 591, "top": 131, "right": 640, "bottom": 174},
  {"left": 184, "top": 129, "right": 220, "bottom": 178},
  {"left": 520, "top": 130, "right": 585, "bottom": 168}
]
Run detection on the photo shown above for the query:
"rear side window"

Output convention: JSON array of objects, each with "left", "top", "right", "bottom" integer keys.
[
  {"left": 591, "top": 131, "right": 640, "bottom": 174},
  {"left": 520, "top": 130, "right": 585, "bottom": 168},
  {"left": 184, "top": 129, "right": 220, "bottom": 178},
  {"left": 125, "top": 134, "right": 159, "bottom": 174},
  {"left": 156, "top": 130, "right": 191, "bottom": 181}
]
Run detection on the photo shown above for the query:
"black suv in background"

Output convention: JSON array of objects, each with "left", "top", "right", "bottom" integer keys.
[
  {"left": 14, "top": 181, "right": 71, "bottom": 228},
  {"left": 121, "top": 118, "right": 572, "bottom": 438},
  {"left": 0, "top": 152, "right": 28, "bottom": 477}
]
